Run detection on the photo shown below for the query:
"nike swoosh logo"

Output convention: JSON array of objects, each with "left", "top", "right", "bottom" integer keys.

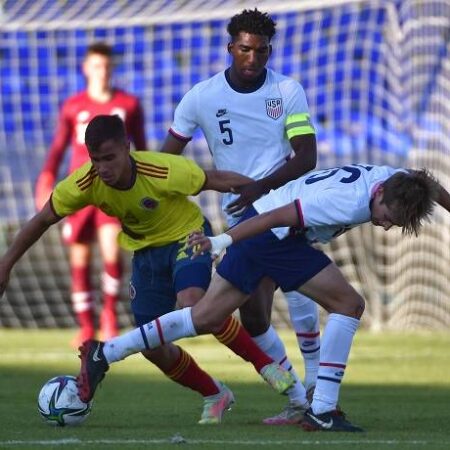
[
  {"left": 92, "top": 343, "right": 102, "bottom": 362},
  {"left": 308, "top": 413, "right": 333, "bottom": 429}
]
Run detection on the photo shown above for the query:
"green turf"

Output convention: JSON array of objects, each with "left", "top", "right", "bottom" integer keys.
[{"left": 0, "top": 329, "right": 449, "bottom": 450}]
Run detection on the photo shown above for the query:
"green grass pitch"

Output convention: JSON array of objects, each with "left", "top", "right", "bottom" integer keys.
[{"left": 0, "top": 329, "right": 449, "bottom": 450}]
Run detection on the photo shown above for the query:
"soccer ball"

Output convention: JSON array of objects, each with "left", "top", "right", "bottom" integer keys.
[{"left": 37, "top": 375, "right": 92, "bottom": 426}]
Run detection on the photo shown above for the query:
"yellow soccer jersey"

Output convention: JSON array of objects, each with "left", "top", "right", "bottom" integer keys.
[{"left": 51, "top": 151, "right": 206, "bottom": 250}]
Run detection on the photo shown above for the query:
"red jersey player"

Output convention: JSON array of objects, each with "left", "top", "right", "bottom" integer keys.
[{"left": 35, "top": 42, "right": 147, "bottom": 347}]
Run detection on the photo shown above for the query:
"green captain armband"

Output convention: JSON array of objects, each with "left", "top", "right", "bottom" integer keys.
[{"left": 285, "top": 113, "right": 315, "bottom": 139}]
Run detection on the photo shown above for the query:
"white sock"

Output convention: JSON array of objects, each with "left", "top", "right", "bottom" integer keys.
[
  {"left": 285, "top": 291, "right": 320, "bottom": 389},
  {"left": 253, "top": 325, "right": 308, "bottom": 406},
  {"left": 103, "top": 307, "right": 196, "bottom": 363},
  {"left": 311, "top": 313, "right": 359, "bottom": 415}
]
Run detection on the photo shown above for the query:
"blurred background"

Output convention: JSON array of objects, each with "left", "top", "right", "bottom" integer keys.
[{"left": 0, "top": 0, "right": 449, "bottom": 331}]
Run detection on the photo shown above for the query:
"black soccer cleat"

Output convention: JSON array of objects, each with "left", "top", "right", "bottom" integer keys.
[
  {"left": 301, "top": 408, "right": 364, "bottom": 432},
  {"left": 77, "top": 339, "right": 109, "bottom": 403}
]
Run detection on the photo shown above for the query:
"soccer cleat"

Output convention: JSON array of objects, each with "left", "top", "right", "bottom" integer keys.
[
  {"left": 306, "top": 384, "right": 343, "bottom": 415},
  {"left": 262, "top": 401, "right": 308, "bottom": 425},
  {"left": 260, "top": 363, "right": 295, "bottom": 395},
  {"left": 77, "top": 339, "right": 109, "bottom": 403},
  {"left": 198, "top": 383, "right": 235, "bottom": 425},
  {"left": 301, "top": 408, "right": 364, "bottom": 432}
]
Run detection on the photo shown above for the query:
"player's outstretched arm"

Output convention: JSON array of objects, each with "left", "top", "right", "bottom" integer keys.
[
  {"left": 0, "top": 202, "right": 61, "bottom": 297},
  {"left": 202, "top": 170, "right": 253, "bottom": 193},
  {"left": 189, "top": 202, "right": 300, "bottom": 258},
  {"left": 35, "top": 171, "right": 56, "bottom": 211}
]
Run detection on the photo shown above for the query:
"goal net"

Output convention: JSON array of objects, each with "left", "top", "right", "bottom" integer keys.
[{"left": 0, "top": 0, "right": 449, "bottom": 330}]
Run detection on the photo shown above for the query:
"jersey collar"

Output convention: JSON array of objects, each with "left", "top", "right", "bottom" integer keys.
[{"left": 224, "top": 67, "right": 267, "bottom": 93}]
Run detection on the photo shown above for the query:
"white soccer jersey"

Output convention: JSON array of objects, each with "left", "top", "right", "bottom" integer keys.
[
  {"left": 253, "top": 164, "right": 407, "bottom": 243},
  {"left": 170, "top": 68, "right": 314, "bottom": 224}
]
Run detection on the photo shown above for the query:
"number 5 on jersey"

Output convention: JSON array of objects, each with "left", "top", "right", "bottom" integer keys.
[{"left": 219, "top": 120, "right": 233, "bottom": 145}]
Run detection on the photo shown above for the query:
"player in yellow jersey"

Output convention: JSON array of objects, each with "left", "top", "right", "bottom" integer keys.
[{"left": 0, "top": 115, "right": 294, "bottom": 424}]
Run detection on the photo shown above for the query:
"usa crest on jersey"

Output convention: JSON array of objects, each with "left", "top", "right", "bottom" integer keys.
[{"left": 265, "top": 98, "right": 283, "bottom": 120}]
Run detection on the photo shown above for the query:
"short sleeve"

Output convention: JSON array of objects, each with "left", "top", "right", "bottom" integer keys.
[
  {"left": 166, "top": 156, "right": 206, "bottom": 196},
  {"left": 51, "top": 168, "right": 90, "bottom": 217},
  {"left": 170, "top": 87, "right": 199, "bottom": 139},
  {"left": 282, "top": 80, "right": 315, "bottom": 138}
]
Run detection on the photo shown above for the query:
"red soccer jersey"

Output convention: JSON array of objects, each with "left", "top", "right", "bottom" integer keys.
[{"left": 42, "top": 89, "right": 147, "bottom": 175}]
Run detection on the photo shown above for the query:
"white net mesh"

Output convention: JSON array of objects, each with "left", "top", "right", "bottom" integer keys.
[{"left": 0, "top": 0, "right": 449, "bottom": 329}]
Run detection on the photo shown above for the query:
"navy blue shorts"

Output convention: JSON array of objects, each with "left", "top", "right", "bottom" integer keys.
[
  {"left": 130, "top": 218, "right": 213, "bottom": 326},
  {"left": 216, "top": 207, "right": 331, "bottom": 294}
]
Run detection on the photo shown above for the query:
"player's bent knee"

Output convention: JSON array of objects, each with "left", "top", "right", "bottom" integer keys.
[
  {"left": 344, "top": 294, "right": 365, "bottom": 319},
  {"left": 329, "top": 293, "right": 365, "bottom": 319}
]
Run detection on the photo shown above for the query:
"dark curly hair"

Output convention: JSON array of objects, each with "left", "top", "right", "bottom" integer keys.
[
  {"left": 227, "top": 8, "right": 276, "bottom": 41},
  {"left": 382, "top": 169, "right": 440, "bottom": 236}
]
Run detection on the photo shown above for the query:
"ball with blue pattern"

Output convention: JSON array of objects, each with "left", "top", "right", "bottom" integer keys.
[{"left": 37, "top": 375, "right": 92, "bottom": 426}]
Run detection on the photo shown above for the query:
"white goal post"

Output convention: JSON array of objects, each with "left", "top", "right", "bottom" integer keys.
[{"left": 0, "top": 0, "right": 449, "bottom": 330}]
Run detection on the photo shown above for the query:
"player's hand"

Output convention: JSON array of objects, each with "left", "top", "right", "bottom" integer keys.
[
  {"left": 189, "top": 232, "right": 233, "bottom": 259},
  {"left": 225, "top": 181, "right": 266, "bottom": 217},
  {"left": 188, "top": 231, "right": 213, "bottom": 259},
  {"left": 35, "top": 171, "right": 55, "bottom": 211}
]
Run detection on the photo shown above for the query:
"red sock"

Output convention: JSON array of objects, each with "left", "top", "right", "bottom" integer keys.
[
  {"left": 165, "top": 346, "right": 219, "bottom": 397},
  {"left": 71, "top": 266, "right": 91, "bottom": 292},
  {"left": 102, "top": 294, "right": 117, "bottom": 313},
  {"left": 71, "top": 308, "right": 95, "bottom": 348},
  {"left": 214, "top": 316, "right": 273, "bottom": 372},
  {"left": 102, "top": 262, "right": 122, "bottom": 312},
  {"left": 71, "top": 267, "right": 94, "bottom": 330},
  {"left": 75, "top": 309, "right": 94, "bottom": 330}
]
